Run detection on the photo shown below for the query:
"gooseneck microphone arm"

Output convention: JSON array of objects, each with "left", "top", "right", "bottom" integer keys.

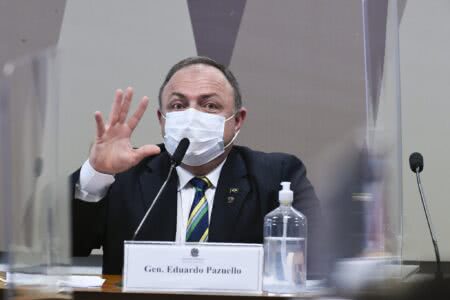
[
  {"left": 410, "top": 152, "right": 443, "bottom": 280},
  {"left": 132, "top": 164, "right": 176, "bottom": 240},
  {"left": 132, "top": 138, "right": 190, "bottom": 240},
  {"left": 414, "top": 168, "right": 442, "bottom": 280}
]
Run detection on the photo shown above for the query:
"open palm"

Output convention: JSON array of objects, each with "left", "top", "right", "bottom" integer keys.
[{"left": 89, "top": 88, "right": 160, "bottom": 174}]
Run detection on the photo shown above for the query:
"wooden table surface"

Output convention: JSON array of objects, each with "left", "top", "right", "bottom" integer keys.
[{"left": 0, "top": 273, "right": 311, "bottom": 300}]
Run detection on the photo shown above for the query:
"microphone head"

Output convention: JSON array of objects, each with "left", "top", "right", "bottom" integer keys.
[
  {"left": 409, "top": 152, "right": 424, "bottom": 173},
  {"left": 171, "top": 138, "right": 190, "bottom": 166},
  {"left": 34, "top": 157, "right": 43, "bottom": 177}
]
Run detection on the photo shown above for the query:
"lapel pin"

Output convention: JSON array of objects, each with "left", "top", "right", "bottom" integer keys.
[
  {"left": 227, "top": 196, "right": 235, "bottom": 204},
  {"left": 229, "top": 188, "right": 239, "bottom": 193}
]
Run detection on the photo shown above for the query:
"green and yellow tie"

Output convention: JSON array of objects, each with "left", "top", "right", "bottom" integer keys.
[{"left": 186, "top": 176, "right": 212, "bottom": 242}]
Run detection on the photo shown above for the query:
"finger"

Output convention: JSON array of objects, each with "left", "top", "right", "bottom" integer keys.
[
  {"left": 118, "top": 87, "right": 133, "bottom": 123},
  {"left": 94, "top": 111, "right": 106, "bottom": 138},
  {"left": 108, "top": 89, "right": 123, "bottom": 125},
  {"left": 127, "top": 96, "right": 149, "bottom": 130},
  {"left": 133, "top": 144, "right": 161, "bottom": 162}
]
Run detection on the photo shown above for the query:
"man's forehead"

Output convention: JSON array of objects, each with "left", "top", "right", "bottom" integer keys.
[
  {"left": 163, "top": 64, "right": 232, "bottom": 95},
  {"left": 172, "top": 63, "right": 224, "bottom": 78}
]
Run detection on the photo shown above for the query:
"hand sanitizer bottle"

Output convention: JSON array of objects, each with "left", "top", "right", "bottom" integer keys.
[{"left": 263, "top": 182, "right": 307, "bottom": 294}]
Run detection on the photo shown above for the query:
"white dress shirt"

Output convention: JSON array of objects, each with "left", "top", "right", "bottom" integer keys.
[{"left": 74, "top": 159, "right": 226, "bottom": 243}]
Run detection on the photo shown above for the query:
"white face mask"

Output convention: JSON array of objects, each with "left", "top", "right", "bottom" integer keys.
[{"left": 162, "top": 108, "right": 239, "bottom": 166}]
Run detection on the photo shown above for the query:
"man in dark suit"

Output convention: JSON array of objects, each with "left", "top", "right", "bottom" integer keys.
[{"left": 71, "top": 57, "right": 321, "bottom": 276}]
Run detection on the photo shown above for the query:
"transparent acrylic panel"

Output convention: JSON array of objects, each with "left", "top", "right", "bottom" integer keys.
[
  {"left": 225, "top": 0, "right": 403, "bottom": 286},
  {"left": 0, "top": 47, "right": 71, "bottom": 298},
  {"left": 366, "top": 0, "right": 403, "bottom": 275}
]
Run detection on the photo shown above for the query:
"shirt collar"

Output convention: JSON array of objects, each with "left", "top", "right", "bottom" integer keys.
[{"left": 176, "top": 158, "right": 227, "bottom": 191}]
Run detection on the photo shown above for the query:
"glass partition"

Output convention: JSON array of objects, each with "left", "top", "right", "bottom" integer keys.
[
  {"left": 226, "top": 0, "right": 403, "bottom": 282},
  {"left": 0, "top": 0, "right": 405, "bottom": 298},
  {"left": 0, "top": 47, "right": 71, "bottom": 299}
]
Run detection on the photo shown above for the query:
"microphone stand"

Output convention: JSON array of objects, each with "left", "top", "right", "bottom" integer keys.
[
  {"left": 131, "top": 138, "right": 189, "bottom": 241},
  {"left": 132, "top": 164, "right": 176, "bottom": 240},
  {"left": 415, "top": 168, "right": 443, "bottom": 280}
]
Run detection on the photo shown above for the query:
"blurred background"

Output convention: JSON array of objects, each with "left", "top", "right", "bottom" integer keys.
[{"left": 0, "top": 0, "right": 449, "bottom": 280}]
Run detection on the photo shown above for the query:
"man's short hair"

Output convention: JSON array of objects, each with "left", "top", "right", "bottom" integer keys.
[{"left": 158, "top": 56, "right": 242, "bottom": 111}]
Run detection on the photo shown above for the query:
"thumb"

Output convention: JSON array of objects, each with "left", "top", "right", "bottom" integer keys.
[{"left": 134, "top": 144, "right": 161, "bottom": 161}]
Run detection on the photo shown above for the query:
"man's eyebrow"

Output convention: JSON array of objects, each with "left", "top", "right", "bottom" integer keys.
[
  {"left": 169, "top": 92, "right": 187, "bottom": 99},
  {"left": 199, "top": 93, "right": 219, "bottom": 100},
  {"left": 169, "top": 92, "right": 220, "bottom": 100}
]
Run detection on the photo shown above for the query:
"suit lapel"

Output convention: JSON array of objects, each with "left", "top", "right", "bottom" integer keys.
[
  {"left": 136, "top": 152, "right": 178, "bottom": 241},
  {"left": 209, "top": 148, "right": 250, "bottom": 242}
]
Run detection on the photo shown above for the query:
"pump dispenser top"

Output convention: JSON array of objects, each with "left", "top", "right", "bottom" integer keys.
[{"left": 279, "top": 182, "right": 293, "bottom": 205}]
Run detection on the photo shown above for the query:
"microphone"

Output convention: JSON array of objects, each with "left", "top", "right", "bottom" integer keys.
[
  {"left": 170, "top": 138, "right": 190, "bottom": 166},
  {"left": 34, "top": 157, "right": 43, "bottom": 177},
  {"left": 409, "top": 152, "right": 443, "bottom": 280},
  {"left": 132, "top": 138, "right": 190, "bottom": 240},
  {"left": 409, "top": 152, "right": 424, "bottom": 173}
]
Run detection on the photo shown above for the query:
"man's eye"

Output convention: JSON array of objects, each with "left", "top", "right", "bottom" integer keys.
[
  {"left": 171, "top": 103, "right": 185, "bottom": 110},
  {"left": 205, "top": 102, "right": 219, "bottom": 111}
]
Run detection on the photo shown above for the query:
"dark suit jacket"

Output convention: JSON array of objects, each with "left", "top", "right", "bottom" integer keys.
[{"left": 71, "top": 145, "right": 321, "bottom": 275}]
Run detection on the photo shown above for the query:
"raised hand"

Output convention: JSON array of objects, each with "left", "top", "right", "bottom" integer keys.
[{"left": 89, "top": 87, "right": 160, "bottom": 174}]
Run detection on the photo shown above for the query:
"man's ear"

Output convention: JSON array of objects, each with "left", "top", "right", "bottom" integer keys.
[
  {"left": 157, "top": 109, "right": 163, "bottom": 125},
  {"left": 235, "top": 107, "right": 247, "bottom": 131},
  {"left": 157, "top": 109, "right": 166, "bottom": 137}
]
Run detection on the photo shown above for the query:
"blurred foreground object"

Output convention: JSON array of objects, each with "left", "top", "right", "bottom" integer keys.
[
  {"left": 355, "top": 277, "right": 450, "bottom": 300},
  {"left": 0, "top": 48, "right": 71, "bottom": 299}
]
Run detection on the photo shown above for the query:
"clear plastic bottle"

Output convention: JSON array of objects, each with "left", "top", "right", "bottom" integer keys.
[{"left": 263, "top": 182, "right": 307, "bottom": 294}]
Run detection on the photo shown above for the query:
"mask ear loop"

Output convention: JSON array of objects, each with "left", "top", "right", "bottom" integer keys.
[
  {"left": 223, "top": 111, "right": 241, "bottom": 149},
  {"left": 224, "top": 111, "right": 237, "bottom": 122},
  {"left": 224, "top": 129, "right": 240, "bottom": 149}
]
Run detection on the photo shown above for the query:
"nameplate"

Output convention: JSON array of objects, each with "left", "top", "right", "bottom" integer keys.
[{"left": 123, "top": 241, "right": 263, "bottom": 294}]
